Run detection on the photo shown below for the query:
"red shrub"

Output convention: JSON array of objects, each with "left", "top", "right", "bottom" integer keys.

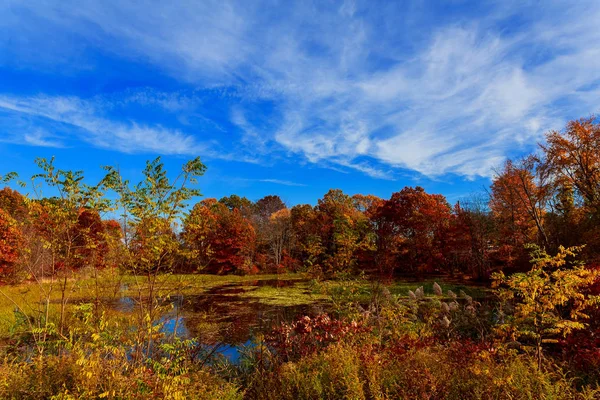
[
  {"left": 267, "top": 314, "right": 370, "bottom": 361},
  {"left": 559, "top": 329, "right": 600, "bottom": 372}
]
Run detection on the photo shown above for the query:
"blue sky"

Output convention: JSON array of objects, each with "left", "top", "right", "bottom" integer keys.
[{"left": 1, "top": 0, "right": 599, "bottom": 205}]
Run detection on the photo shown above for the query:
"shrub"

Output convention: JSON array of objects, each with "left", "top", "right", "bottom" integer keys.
[
  {"left": 267, "top": 314, "right": 369, "bottom": 362},
  {"left": 0, "top": 346, "right": 241, "bottom": 400}
]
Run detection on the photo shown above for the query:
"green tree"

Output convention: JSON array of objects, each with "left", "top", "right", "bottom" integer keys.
[
  {"left": 105, "top": 157, "right": 206, "bottom": 274},
  {"left": 104, "top": 156, "right": 206, "bottom": 357}
]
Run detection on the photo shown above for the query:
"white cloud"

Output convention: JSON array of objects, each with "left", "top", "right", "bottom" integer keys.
[
  {"left": 0, "top": 128, "right": 65, "bottom": 148},
  {"left": 375, "top": 131, "right": 455, "bottom": 173},
  {"left": 23, "top": 130, "right": 65, "bottom": 148},
  {"left": 230, "top": 107, "right": 268, "bottom": 151},
  {"left": 258, "top": 179, "right": 307, "bottom": 187},
  {"left": 2, "top": 0, "right": 600, "bottom": 179},
  {"left": 0, "top": 95, "right": 209, "bottom": 155}
]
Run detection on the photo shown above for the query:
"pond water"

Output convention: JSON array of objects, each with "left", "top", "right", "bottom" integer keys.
[{"left": 103, "top": 279, "right": 327, "bottom": 362}]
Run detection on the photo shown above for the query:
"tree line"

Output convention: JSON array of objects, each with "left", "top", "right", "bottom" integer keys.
[{"left": 1, "top": 116, "right": 599, "bottom": 282}]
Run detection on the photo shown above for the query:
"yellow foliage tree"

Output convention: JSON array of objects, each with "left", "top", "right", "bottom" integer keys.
[{"left": 493, "top": 245, "right": 600, "bottom": 369}]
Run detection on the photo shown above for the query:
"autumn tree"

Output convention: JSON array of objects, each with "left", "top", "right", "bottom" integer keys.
[
  {"left": 449, "top": 196, "right": 495, "bottom": 280},
  {"left": 182, "top": 199, "right": 218, "bottom": 271},
  {"left": 444, "top": 203, "right": 475, "bottom": 276},
  {"left": 219, "top": 194, "right": 254, "bottom": 217},
  {"left": 352, "top": 194, "right": 383, "bottom": 271},
  {"left": 315, "top": 189, "right": 375, "bottom": 275},
  {"left": 0, "top": 187, "right": 55, "bottom": 282},
  {"left": 542, "top": 117, "right": 600, "bottom": 216},
  {"left": 267, "top": 208, "right": 292, "bottom": 268},
  {"left": 357, "top": 195, "right": 397, "bottom": 277},
  {"left": 0, "top": 208, "right": 21, "bottom": 281},
  {"left": 72, "top": 208, "right": 120, "bottom": 270},
  {"left": 251, "top": 195, "right": 287, "bottom": 269},
  {"left": 211, "top": 202, "right": 256, "bottom": 274},
  {"left": 541, "top": 117, "right": 600, "bottom": 259},
  {"left": 255, "top": 195, "right": 286, "bottom": 220},
  {"left": 32, "top": 158, "right": 114, "bottom": 334},
  {"left": 489, "top": 159, "right": 550, "bottom": 269},
  {"left": 375, "top": 187, "right": 452, "bottom": 274},
  {"left": 1, "top": 159, "right": 114, "bottom": 339},
  {"left": 494, "top": 245, "right": 600, "bottom": 369},
  {"left": 291, "top": 204, "right": 323, "bottom": 271},
  {"left": 0, "top": 187, "right": 29, "bottom": 281},
  {"left": 104, "top": 156, "right": 206, "bottom": 358},
  {"left": 105, "top": 157, "right": 206, "bottom": 274},
  {"left": 100, "top": 219, "right": 125, "bottom": 269},
  {"left": 0, "top": 187, "right": 28, "bottom": 222},
  {"left": 543, "top": 181, "right": 586, "bottom": 250},
  {"left": 183, "top": 199, "right": 256, "bottom": 274}
]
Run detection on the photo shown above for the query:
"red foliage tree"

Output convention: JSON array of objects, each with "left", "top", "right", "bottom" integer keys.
[
  {"left": 445, "top": 200, "right": 494, "bottom": 280},
  {"left": 183, "top": 199, "right": 256, "bottom": 274},
  {"left": 374, "top": 187, "right": 452, "bottom": 274},
  {"left": 255, "top": 195, "right": 285, "bottom": 220},
  {"left": 0, "top": 208, "right": 21, "bottom": 279},
  {"left": 73, "top": 209, "right": 123, "bottom": 270}
]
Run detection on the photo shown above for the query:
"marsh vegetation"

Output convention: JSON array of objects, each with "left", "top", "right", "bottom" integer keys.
[{"left": 1, "top": 118, "right": 600, "bottom": 399}]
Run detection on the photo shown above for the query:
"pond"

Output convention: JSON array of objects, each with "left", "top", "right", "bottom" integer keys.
[
  {"left": 104, "top": 278, "right": 327, "bottom": 362},
  {"left": 7, "top": 274, "right": 490, "bottom": 362}
]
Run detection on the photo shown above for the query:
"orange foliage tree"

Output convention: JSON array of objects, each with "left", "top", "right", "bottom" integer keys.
[
  {"left": 490, "top": 157, "right": 550, "bottom": 266},
  {"left": 542, "top": 117, "right": 600, "bottom": 215},
  {"left": 267, "top": 208, "right": 292, "bottom": 268},
  {"left": 541, "top": 117, "right": 600, "bottom": 259},
  {"left": 290, "top": 204, "right": 324, "bottom": 271},
  {"left": 314, "top": 189, "right": 375, "bottom": 276},
  {"left": 0, "top": 187, "right": 28, "bottom": 222},
  {"left": 72, "top": 208, "right": 124, "bottom": 270}
]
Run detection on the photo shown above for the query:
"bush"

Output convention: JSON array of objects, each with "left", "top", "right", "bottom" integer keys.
[
  {"left": 0, "top": 349, "right": 242, "bottom": 400},
  {"left": 244, "top": 340, "right": 588, "bottom": 400}
]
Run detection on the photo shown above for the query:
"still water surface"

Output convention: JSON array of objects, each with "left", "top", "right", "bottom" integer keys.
[{"left": 104, "top": 279, "right": 325, "bottom": 362}]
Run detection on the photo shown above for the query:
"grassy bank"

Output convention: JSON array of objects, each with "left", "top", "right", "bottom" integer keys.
[{"left": 0, "top": 271, "right": 307, "bottom": 337}]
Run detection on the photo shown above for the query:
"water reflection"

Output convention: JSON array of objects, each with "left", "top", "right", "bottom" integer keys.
[{"left": 101, "top": 279, "right": 325, "bottom": 361}]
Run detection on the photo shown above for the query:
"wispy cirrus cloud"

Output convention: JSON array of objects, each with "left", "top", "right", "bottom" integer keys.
[
  {"left": 0, "top": 95, "right": 212, "bottom": 156},
  {"left": 258, "top": 179, "right": 307, "bottom": 187},
  {"left": 0, "top": 126, "right": 65, "bottom": 148},
  {"left": 23, "top": 129, "right": 65, "bottom": 148},
  {"left": 1, "top": 0, "right": 600, "bottom": 180}
]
